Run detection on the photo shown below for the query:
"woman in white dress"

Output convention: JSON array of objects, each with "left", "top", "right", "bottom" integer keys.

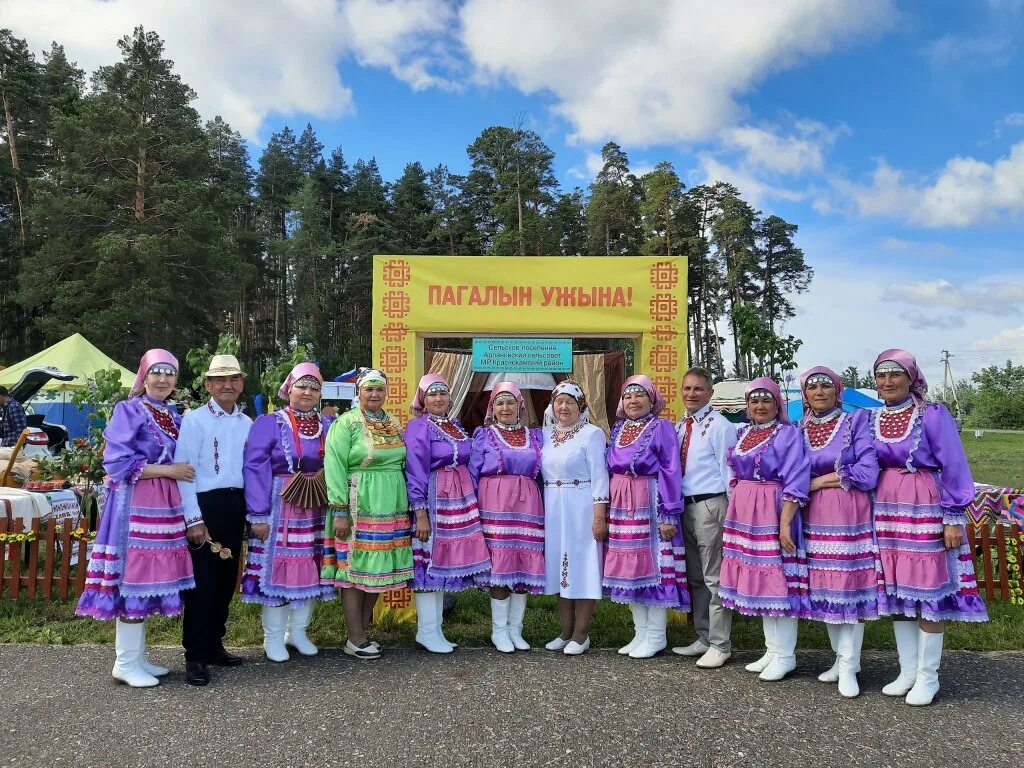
[{"left": 541, "top": 379, "right": 610, "bottom": 655}]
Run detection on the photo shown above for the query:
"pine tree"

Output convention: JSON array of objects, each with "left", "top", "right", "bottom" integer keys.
[
  {"left": 586, "top": 142, "right": 642, "bottom": 256},
  {"left": 20, "top": 27, "right": 246, "bottom": 361}
]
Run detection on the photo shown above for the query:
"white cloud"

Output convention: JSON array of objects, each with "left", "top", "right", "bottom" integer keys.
[
  {"left": 721, "top": 120, "right": 844, "bottom": 175},
  {"left": 836, "top": 141, "right": 1024, "bottom": 227},
  {"left": 1, "top": 0, "right": 452, "bottom": 140},
  {"left": 695, "top": 152, "right": 807, "bottom": 207},
  {"left": 786, "top": 261, "right": 1024, "bottom": 386},
  {"left": 971, "top": 325, "right": 1024, "bottom": 350},
  {"left": 880, "top": 237, "right": 955, "bottom": 255},
  {"left": 882, "top": 278, "right": 1024, "bottom": 316},
  {"left": 459, "top": 0, "right": 894, "bottom": 146},
  {"left": 922, "top": 34, "right": 1013, "bottom": 70}
]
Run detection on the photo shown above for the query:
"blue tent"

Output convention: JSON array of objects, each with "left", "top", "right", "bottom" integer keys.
[{"left": 786, "top": 387, "right": 882, "bottom": 421}]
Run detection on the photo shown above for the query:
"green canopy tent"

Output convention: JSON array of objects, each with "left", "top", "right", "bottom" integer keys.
[{"left": 0, "top": 334, "right": 134, "bottom": 436}]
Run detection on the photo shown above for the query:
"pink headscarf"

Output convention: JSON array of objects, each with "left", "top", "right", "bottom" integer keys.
[
  {"left": 131, "top": 349, "right": 178, "bottom": 397},
  {"left": 278, "top": 362, "right": 323, "bottom": 400},
  {"left": 799, "top": 365, "right": 844, "bottom": 426},
  {"left": 410, "top": 373, "right": 449, "bottom": 417},
  {"left": 615, "top": 374, "right": 666, "bottom": 420},
  {"left": 485, "top": 382, "right": 526, "bottom": 426},
  {"left": 745, "top": 376, "right": 789, "bottom": 424},
  {"left": 873, "top": 348, "right": 928, "bottom": 406}
]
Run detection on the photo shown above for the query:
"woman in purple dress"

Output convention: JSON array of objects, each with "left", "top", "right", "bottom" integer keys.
[
  {"left": 77, "top": 349, "right": 196, "bottom": 688},
  {"left": 872, "top": 349, "right": 988, "bottom": 706},
  {"left": 720, "top": 377, "right": 810, "bottom": 682},
  {"left": 241, "top": 362, "right": 333, "bottom": 663},
  {"left": 470, "top": 383, "right": 545, "bottom": 653},
  {"left": 405, "top": 374, "right": 491, "bottom": 654},
  {"left": 799, "top": 366, "right": 880, "bottom": 698},
  {"left": 603, "top": 375, "right": 689, "bottom": 659}
]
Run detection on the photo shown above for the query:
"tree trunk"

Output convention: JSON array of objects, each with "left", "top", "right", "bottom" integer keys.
[
  {"left": 134, "top": 145, "right": 146, "bottom": 219},
  {"left": 2, "top": 90, "right": 26, "bottom": 242}
]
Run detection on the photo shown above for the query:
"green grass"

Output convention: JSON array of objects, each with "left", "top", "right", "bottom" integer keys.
[
  {"left": 1, "top": 590, "right": 1022, "bottom": 651},
  {"left": 962, "top": 432, "right": 1024, "bottom": 488},
  {"left": 1, "top": 432, "right": 1021, "bottom": 649}
]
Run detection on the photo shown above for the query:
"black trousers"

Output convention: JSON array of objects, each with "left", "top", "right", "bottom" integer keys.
[{"left": 182, "top": 488, "right": 246, "bottom": 662}]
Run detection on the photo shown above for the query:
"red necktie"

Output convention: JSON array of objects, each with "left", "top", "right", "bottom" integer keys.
[{"left": 680, "top": 416, "right": 694, "bottom": 476}]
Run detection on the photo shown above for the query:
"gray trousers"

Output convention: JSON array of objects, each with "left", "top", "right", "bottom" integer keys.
[{"left": 684, "top": 494, "right": 732, "bottom": 652}]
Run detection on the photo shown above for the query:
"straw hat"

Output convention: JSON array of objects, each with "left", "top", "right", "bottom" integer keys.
[{"left": 204, "top": 355, "right": 245, "bottom": 378}]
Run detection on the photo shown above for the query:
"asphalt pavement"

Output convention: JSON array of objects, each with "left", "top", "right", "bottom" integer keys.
[{"left": 2, "top": 644, "right": 1021, "bottom": 768}]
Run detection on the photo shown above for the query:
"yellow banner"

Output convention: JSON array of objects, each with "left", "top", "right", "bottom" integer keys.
[{"left": 371, "top": 255, "right": 688, "bottom": 423}]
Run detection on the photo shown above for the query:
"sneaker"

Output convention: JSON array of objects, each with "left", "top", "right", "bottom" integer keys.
[
  {"left": 672, "top": 640, "right": 710, "bottom": 657},
  {"left": 695, "top": 647, "right": 732, "bottom": 669},
  {"left": 563, "top": 637, "right": 591, "bottom": 656},
  {"left": 344, "top": 640, "right": 381, "bottom": 660},
  {"left": 545, "top": 636, "right": 571, "bottom": 651}
]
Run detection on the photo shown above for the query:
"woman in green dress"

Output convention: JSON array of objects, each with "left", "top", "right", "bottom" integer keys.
[{"left": 321, "top": 368, "right": 413, "bottom": 659}]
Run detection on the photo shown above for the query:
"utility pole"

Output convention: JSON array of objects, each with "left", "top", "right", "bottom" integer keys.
[{"left": 941, "top": 349, "right": 962, "bottom": 420}]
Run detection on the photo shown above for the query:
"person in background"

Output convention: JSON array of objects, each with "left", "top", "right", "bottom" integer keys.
[
  {"left": 871, "top": 349, "right": 988, "bottom": 706},
  {"left": 604, "top": 375, "right": 689, "bottom": 659},
  {"left": 671, "top": 368, "right": 738, "bottom": 669},
  {"left": 174, "top": 355, "right": 252, "bottom": 686},
  {"left": 799, "top": 366, "right": 880, "bottom": 698},
  {"left": 0, "top": 385, "right": 28, "bottom": 447},
  {"left": 405, "top": 374, "right": 491, "bottom": 654},
  {"left": 720, "top": 378, "right": 811, "bottom": 683},
  {"left": 241, "top": 363, "right": 333, "bottom": 663},
  {"left": 76, "top": 350, "right": 196, "bottom": 688},
  {"left": 470, "top": 383, "right": 546, "bottom": 653},
  {"left": 540, "top": 380, "right": 609, "bottom": 656}
]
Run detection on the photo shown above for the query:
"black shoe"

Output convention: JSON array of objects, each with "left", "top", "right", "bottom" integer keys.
[
  {"left": 185, "top": 662, "right": 210, "bottom": 686},
  {"left": 344, "top": 640, "right": 381, "bottom": 660},
  {"left": 206, "top": 647, "right": 244, "bottom": 667}
]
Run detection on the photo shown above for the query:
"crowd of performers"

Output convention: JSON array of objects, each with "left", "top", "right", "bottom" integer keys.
[{"left": 76, "top": 347, "right": 987, "bottom": 706}]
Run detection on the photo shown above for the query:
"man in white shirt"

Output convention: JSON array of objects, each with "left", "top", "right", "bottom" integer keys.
[
  {"left": 175, "top": 355, "right": 252, "bottom": 686},
  {"left": 672, "top": 367, "right": 737, "bottom": 669}
]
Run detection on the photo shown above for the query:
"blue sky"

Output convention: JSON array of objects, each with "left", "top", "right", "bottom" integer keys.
[{"left": 7, "top": 0, "right": 1024, "bottom": 385}]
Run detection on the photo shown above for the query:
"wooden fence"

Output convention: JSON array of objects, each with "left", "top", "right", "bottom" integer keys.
[{"left": 1, "top": 516, "right": 1022, "bottom": 604}]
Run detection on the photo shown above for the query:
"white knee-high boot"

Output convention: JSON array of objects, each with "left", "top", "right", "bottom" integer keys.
[
  {"left": 882, "top": 621, "right": 919, "bottom": 696},
  {"left": 837, "top": 623, "right": 864, "bottom": 698},
  {"left": 760, "top": 617, "right": 798, "bottom": 681},
  {"left": 138, "top": 623, "right": 169, "bottom": 677},
  {"left": 629, "top": 607, "right": 667, "bottom": 658},
  {"left": 490, "top": 597, "right": 515, "bottom": 653},
  {"left": 905, "top": 630, "right": 943, "bottom": 706},
  {"left": 285, "top": 601, "right": 319, "bottom": 655},
  {"left": 436, "top": 591, "right": 456, "bottom": 650},
  {"left": 507, "top": 593, "right": 531, "bottom": 651},
  {"left": 112, "top": 620, "right": 159, "bottom": 687},
  {"left": 818, "top": 623, "right": 842, "bottom": 683},
  {"left": 415, "top": 591, "right": 453, "bottom": 654},
  {"left": 619, "top": 603, "right": 649, "bottom": 655},
  {"left": 746, "top": 616, "right": 777, "bottom": 673},
  {"left": 262, "top": 604, "right": 290, "bottom": 662}
]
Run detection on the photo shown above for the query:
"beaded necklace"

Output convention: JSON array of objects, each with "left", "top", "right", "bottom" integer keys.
[
  {"left": 493, "top": 421, "right": 528, "bottom": 449},
  {"left": 426, "top": 414, "right": 468, "bottom": 470},
  {"left": 285, "top": 407, "right": 325, "bottom": 459},
  {"left": 427, "top": 413, "right": 468, "bottom": 441},
  {"left": 804, "top": 409, "right": 844, "bottom": 451},
  {"left": 736, "top": 419, "right": 778, "bottom": 455},
  {"left": 874, "top": 398, "right": 918, "bottom": 443},
  {"left": 142, "top": 396, "right": 179, "bottom": 440},
  {"left": 610, "top": 416, "right": 660, "bottom": 477},
  {"left": 362, "top": 410, "right": 403, "bottom": 448},
  {"left": 489, "top": 424, "right": 541, "bottom": 476},
  {"left": 552, "top": 419, "right": 586, "bottom": 447},
  {"left": 615, "top": 413, "right": 655, "bottom": 447}
]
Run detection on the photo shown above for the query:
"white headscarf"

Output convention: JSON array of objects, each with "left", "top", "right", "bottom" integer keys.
[{"left": 543, "top": 379, "right": 591, "bottom": 426}]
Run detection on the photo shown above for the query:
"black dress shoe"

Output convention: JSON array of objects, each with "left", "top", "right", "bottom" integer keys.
[
  {"left": 185, "top": 662, "right": 210, "bottom": 686},
  {"left": 206, "top": 648, "right": 244, "bottom": 666}
]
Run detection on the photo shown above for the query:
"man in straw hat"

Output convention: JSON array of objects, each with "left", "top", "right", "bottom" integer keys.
[{"left": 174, "top": 355, "right": 252, "bottom": 686}]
